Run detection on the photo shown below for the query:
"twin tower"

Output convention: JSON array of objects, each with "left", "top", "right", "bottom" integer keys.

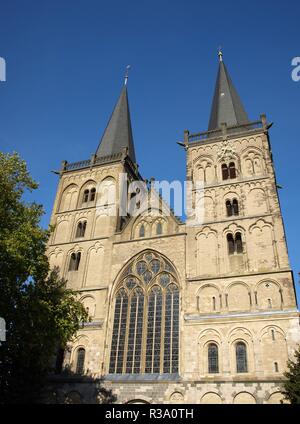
[{"left": 46, "top": 54, "right": 299, "bottom": 404}]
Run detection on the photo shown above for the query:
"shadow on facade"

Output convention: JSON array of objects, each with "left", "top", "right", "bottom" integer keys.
[{"left": 41, "top": 370, "right": 117, "bottom": 404}]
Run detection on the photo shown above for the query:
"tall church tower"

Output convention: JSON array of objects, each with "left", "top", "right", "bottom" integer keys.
[
  {"left": 183, "top": 51, "right": 299, "bottom": 404},
  {"left": 47, "top": 81, "right": 143, "bottom": 382},
  {"left": 46, "top": 58, "right": 300, "bottom": 405}
]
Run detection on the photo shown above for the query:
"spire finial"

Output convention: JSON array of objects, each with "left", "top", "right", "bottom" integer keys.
[
  {"left": 218, "top": 46, "right": 223, "bottom": 62},
  {"left": 124, "top": 65, "right": 131, "bottom": 85}
]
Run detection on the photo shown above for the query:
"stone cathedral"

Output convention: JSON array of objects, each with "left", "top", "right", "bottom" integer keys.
[{"left": 47, "top": 54, "right": 300, "bottom": 404}]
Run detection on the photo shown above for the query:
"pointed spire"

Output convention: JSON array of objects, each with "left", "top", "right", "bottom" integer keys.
[
  {"left": 208, "top": 50, "right": 249, "bottom": 131},
  {"left": 96, "top": 76, "right": 136, "bottom": 163}
]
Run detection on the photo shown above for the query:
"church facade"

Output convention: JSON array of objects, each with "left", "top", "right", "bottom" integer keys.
[{"left": 46, "top": 54, "right": 300, "bottom": 404}]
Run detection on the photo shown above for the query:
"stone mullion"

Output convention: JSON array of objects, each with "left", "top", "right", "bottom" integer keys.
[
  {"left": 132, "top": 295, "right": 139, "bottom": 372},
  {"left": 160, "top": 289, "right": 166, "bottom": 374},
  {"left": 114, "top": 297, "right": 123, "bottom": 374},
  {"left": 122, "top": 294, "right": 131, "bottom": 374},
  {"left": 140, "top": 293, "right": 148, "bottom": 374},
  {"left": 170, "top": 291, "right": 174, "bottom": 374},
  {"left": 151, "top": 294, "right": 157, "bottom": 373}
]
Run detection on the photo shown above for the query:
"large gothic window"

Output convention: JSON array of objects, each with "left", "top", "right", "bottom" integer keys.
[{"left": 109, "top": 251, "right": 180, "bottom": 375}]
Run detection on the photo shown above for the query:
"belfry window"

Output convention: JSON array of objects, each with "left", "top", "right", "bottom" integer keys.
[
  {"left": 222, "top": 164, "right": 229, "bottom": 180},
  {"left": 226, "top": 199, "right": 239, "bottom": 217},
  {"left": 232, "top": 199, "right": 239, "bottom": 215},
  {"left": 222, "top": 162, "right": 237, "bottom": 181},
  {"left": 227, "top": 234, "right": 235, "bottom": 255},
  {"left": 235, "top": 232, "right": 243, "bottom": 253},
  {"left": 227, "top": 232, "right": 243, "bottom": 255},
  {"left": 75, "top": 221, "right": 87, "bottom": 238},
  {"left": 229, "top": 162, "right": 237, "bottom": 179},
  {"left": 109, "top": 251, "right": 179, "bottom": 375},
  {"left": 83, "top": 189, "right": 89, "bottom": 203},
  {"left": 226, "top": 200, "right": 233, "bottom": 217},
  {"left": 68, "top": 252, "right": 81, "bottom": 271},
  {"left": 90, "top": 187, "right": 96, "bottom": 202},
  {"left": 82, "top": 187, "right": 96, "bottom": 204}
]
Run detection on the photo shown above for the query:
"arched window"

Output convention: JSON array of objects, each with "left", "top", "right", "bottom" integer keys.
[
  {"left": 232, "top": 199, "right": 239, "bottom": 215},
  {"left": 76, "top": 221, "right": 87, "bottom": 238},
  {"left": 271, "top": 329, "right": 275, "bottom": 341},
  {"left": 76, "top": 348, "right": 85, "bottom": 374},
  {"left": 227, "top": 234, "right": 235, "bottom": 255},
  {"left": 229, "top": 162, "right": 237, "bottom": 179},
  {"left": 156, "top": 222, "right": 162, "bottom": 235},
  {"left": 75, "top": 252, "right": 81, "bottom": 270},
  {"left": 68, "top": 252, "right": 81, "bottom": 271},
  {"left": 236, "top": 342, "right": 248, "bottom": 373},
  {"left": 226, "top": 200, "right": 232, "bottom": 217},
  {"left": 212, "top": 296, "right": 216, "bottom": 311},
  {"left": 208, "top": 343, "right": 219, "bottom": 374},
  {"left": 222, "top": 164, "right": 229, "bottom": 180},
  {"left": 139, "top": 224, "right": 145, "bottom": 238},
  {"left": 274, "top": 362, "right": 279, "bottom": 372},
  {"left": 235, "top": 232, "right": 243, "bottom": 254},
  {"left": 82, "top": 187, "right": 96, "bottom": 205},
  {"left": 69, "top": 253, "right": 76, "bottom": 270},
  {"left": 83, "top": 189, "right": 89, "bottom": 203},
  {"left": 109, "top": 251, "right": 179, "bottom": 375},
  {"left": 76, "top": 222, "right": 82, "bottom": 238},
  {"left": 226, "top": 200, "right": 239, "bottom": 217},
  {"left": 227, "top": 233, "right": 243, "bottom": 255},
  {"left": 90, "top": 187, "right": 96, "bottom": 202}
]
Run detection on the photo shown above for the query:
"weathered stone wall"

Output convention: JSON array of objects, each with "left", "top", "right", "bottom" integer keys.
[
  {"left": 45, "top": 126, "right": 300, "bottom": 404},
  {"left": 44, "top": 377, "right": 288, "bottom": 404}
]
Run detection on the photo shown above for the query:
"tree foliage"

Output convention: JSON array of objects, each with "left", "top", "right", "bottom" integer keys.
[
  {"left": 282, "top": 346, "right": 300, "bottom": 404},
  {"left": 0, "top": 152, "right": 88, "bottom": 403}
]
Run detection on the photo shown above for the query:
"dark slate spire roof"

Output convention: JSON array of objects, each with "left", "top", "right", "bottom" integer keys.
[
  {"left": 208, "top": 52, "right": 249, "bottom": 131},
  {"left": 96, "top": 85, "right": 136, "bottom": 163}
]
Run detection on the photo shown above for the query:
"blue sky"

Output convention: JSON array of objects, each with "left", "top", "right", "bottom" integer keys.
[{"left": 0, "top": 0, "right": 299, "bottom": 300}]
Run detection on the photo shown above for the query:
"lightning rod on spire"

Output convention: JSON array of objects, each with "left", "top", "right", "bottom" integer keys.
[
  {"left": 124, "top": 65, "right": 131, "bottom": 85},
  {"left": 218, "top": 46, "right": 223, "bottom": 62}
]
